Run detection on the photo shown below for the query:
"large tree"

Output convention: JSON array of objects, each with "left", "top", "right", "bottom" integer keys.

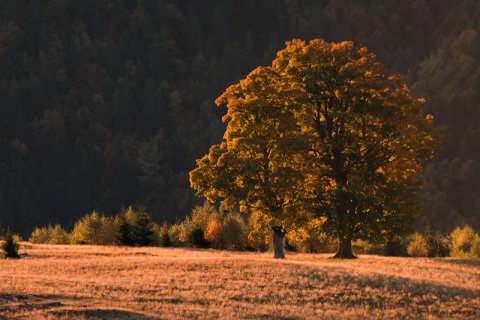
[
  {"left": 190, "top": 67, "right": 318, "bottom": 258},
  {"left": 190, "top": 39, "right": 437, "bottom": 258}
]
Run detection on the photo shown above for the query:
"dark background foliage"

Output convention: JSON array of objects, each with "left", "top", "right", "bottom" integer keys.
[{"left": 0, "top": 0, "right": 479, "bottom": 236}]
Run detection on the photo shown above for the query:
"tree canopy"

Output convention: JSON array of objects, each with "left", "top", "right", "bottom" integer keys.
[{"left": 190, "top": 39, "right": 437, "bottom": 258}]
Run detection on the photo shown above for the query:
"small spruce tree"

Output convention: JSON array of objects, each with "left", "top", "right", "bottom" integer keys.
[
  {"left": 2, "top": 228, "right": 20, "bottom": 259},
  {"left": 133, "top": 209, "right": 155, "bottom": 247},
  {"left": 115, "top": 214, "right": 135, "bottom": 246},
  {"left": 188, "top": 228, "right": 210, "bottom": 248},
  {"left": 159, "top": 225, "right": 171, "bottom": 247}
]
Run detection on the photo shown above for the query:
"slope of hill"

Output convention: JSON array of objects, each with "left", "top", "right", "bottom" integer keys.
[{"left": 0, "top": 0, "right": 479, "bottom": 235}]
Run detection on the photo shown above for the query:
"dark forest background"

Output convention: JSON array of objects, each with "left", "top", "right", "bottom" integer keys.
[{"left": 1, "top": 0, "right": 479, "bottom": 237}]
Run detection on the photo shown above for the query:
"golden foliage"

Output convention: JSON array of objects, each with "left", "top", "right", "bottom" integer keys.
[
  {"left": 203, "top": 219, "right": 222, "bottom": 248},
  {"left": 407, "top": 233, "right": 429, "bottom": 257},
  {"left": 191, "top": 38, "right": 439, "bottom": 246}
]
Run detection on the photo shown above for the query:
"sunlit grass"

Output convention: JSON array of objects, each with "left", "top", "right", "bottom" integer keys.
[{"left": 0, "top": 243, "right": 479, "bottom": 319}]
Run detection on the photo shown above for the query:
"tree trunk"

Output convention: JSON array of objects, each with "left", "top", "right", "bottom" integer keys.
[
  {"left": 272, "top": 226, "right": 286, "bottom": 259},
  {"left": 333, "top": 237, "right": 356, "bottom": 259}
]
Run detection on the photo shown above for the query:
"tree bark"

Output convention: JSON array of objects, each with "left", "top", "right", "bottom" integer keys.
[
  {"left": 333, "top": 237, "right": 356, "bottom": 259},
  {"left": 272, "top": 226, "right": 286, "bottom": 259}
]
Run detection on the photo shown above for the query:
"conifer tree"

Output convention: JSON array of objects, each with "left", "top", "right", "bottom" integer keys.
[
  {"left": 2, "top": 228, "right": 20, "bottom": 259},
  {"left": 159, "top": 225, "right": 172, "bottom": 247},
  {"left": 188, "top": 228, "right": 210, "bottom": 248},
  {"left": 133, "top": 209, "right": 155, "bottom": 247},
  {"left": 115, "top": 214, "right": 135, "bottom": 246}
]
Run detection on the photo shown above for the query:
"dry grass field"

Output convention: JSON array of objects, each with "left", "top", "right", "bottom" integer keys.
[{"left": 0, "top": 243, "right": 479, "bottom": 319}]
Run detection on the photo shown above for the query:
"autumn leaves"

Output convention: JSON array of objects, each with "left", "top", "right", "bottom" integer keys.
[{"left": 190, "top": 39, "right": 437, "bottom": 258}]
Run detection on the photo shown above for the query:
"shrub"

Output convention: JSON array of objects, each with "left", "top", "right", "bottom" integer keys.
[
  {"left": 180, "top": 219, "right": 211, "bottom": 248},
  {"left": 307, "top": 232, "right": 337, "bottom": 254},
  {"left": 222, "top": 212, "right": 246, "bottom": 250},
  {"left": 470, "top": 235, "right": 480, "bottom": 258},
  {"left": 158, "top": 225, "right": 171, "bottom": 247},
  {"left": 287, "top": 218, "right": 337, "bottom": 253},
  {"left": 450, "top": 225, "right": 478, "bottom": 258},
  {"left": 100, "top": 215, "right": 117, "bottom": 245},
  {"left": 204, "top": 219, "right": 223, "bottom": 249},
  {"left": 30, "top": 224, "right": 69, "bottom": 245},
  {"left": 70, "top": 211, "right": 103, "bottom": 245},
  {"left": 50, "top": 225, "right": 69, "bottom": 244},
  {"left": 167, "top": 223, "right": 182, "bottom": 247},
  {"left": 245, "top": 212, "right": 270, "bottom": 252},
  {"left": 150, "top": 224, "right": 162, "bottom": 246},
  {"left": 190, "top": 202, "right": 220, "bottom": 231},
  {"left": 383, "top": 237, "right": 408, "bottom": 256},
  {"left": 188, "top": 228, "right": 210, "bottom": 248},
  {"left": 352, "top": 239, "right": 374, "bottom": 255},
  {"left": 424, "top": 228, "right": 450, "bottom": 257},
  {"left": 364, "top": 243, "right": 384, "bottom": 255},
  {"left": 2, "top": 229, "right": 20, "bottom": 259},
  {"left": 407, "top": 233, "right": 429, "bottom": 257},
  {"left": 179, "top": 202, "right": 221, "bottom": 247},
  {"left": 179, "top": 217, "right": 195, "bottom": 244},
  {"left": 29, "top": 226, "right": 50, "bottom": 244}
]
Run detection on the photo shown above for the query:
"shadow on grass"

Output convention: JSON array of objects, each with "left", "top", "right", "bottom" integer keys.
[
  {"left": 47, "top": 309, "right": 160, "bottom": 320},
  {"left": 434, "top": 257, "right": 480, "bottom": 268},
  {"left": 0, "top": 294, "right": 160, "bottom": 320}
]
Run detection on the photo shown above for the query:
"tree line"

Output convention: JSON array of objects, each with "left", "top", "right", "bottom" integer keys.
[
  {"left": 0, "top": 0, "right": 480, "bottom": 236},
  {"left": 2, "top": 203, "right": 479, "bottom": 260}
]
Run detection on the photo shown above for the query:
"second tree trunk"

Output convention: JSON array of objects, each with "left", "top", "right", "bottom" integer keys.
[{"left": 272, "top": 226, "right": 286, "bottom": 259}]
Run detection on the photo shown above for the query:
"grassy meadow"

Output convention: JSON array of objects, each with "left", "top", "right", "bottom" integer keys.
[{"left": 0, "top": 243, "right": 479, "bottom": 319}]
